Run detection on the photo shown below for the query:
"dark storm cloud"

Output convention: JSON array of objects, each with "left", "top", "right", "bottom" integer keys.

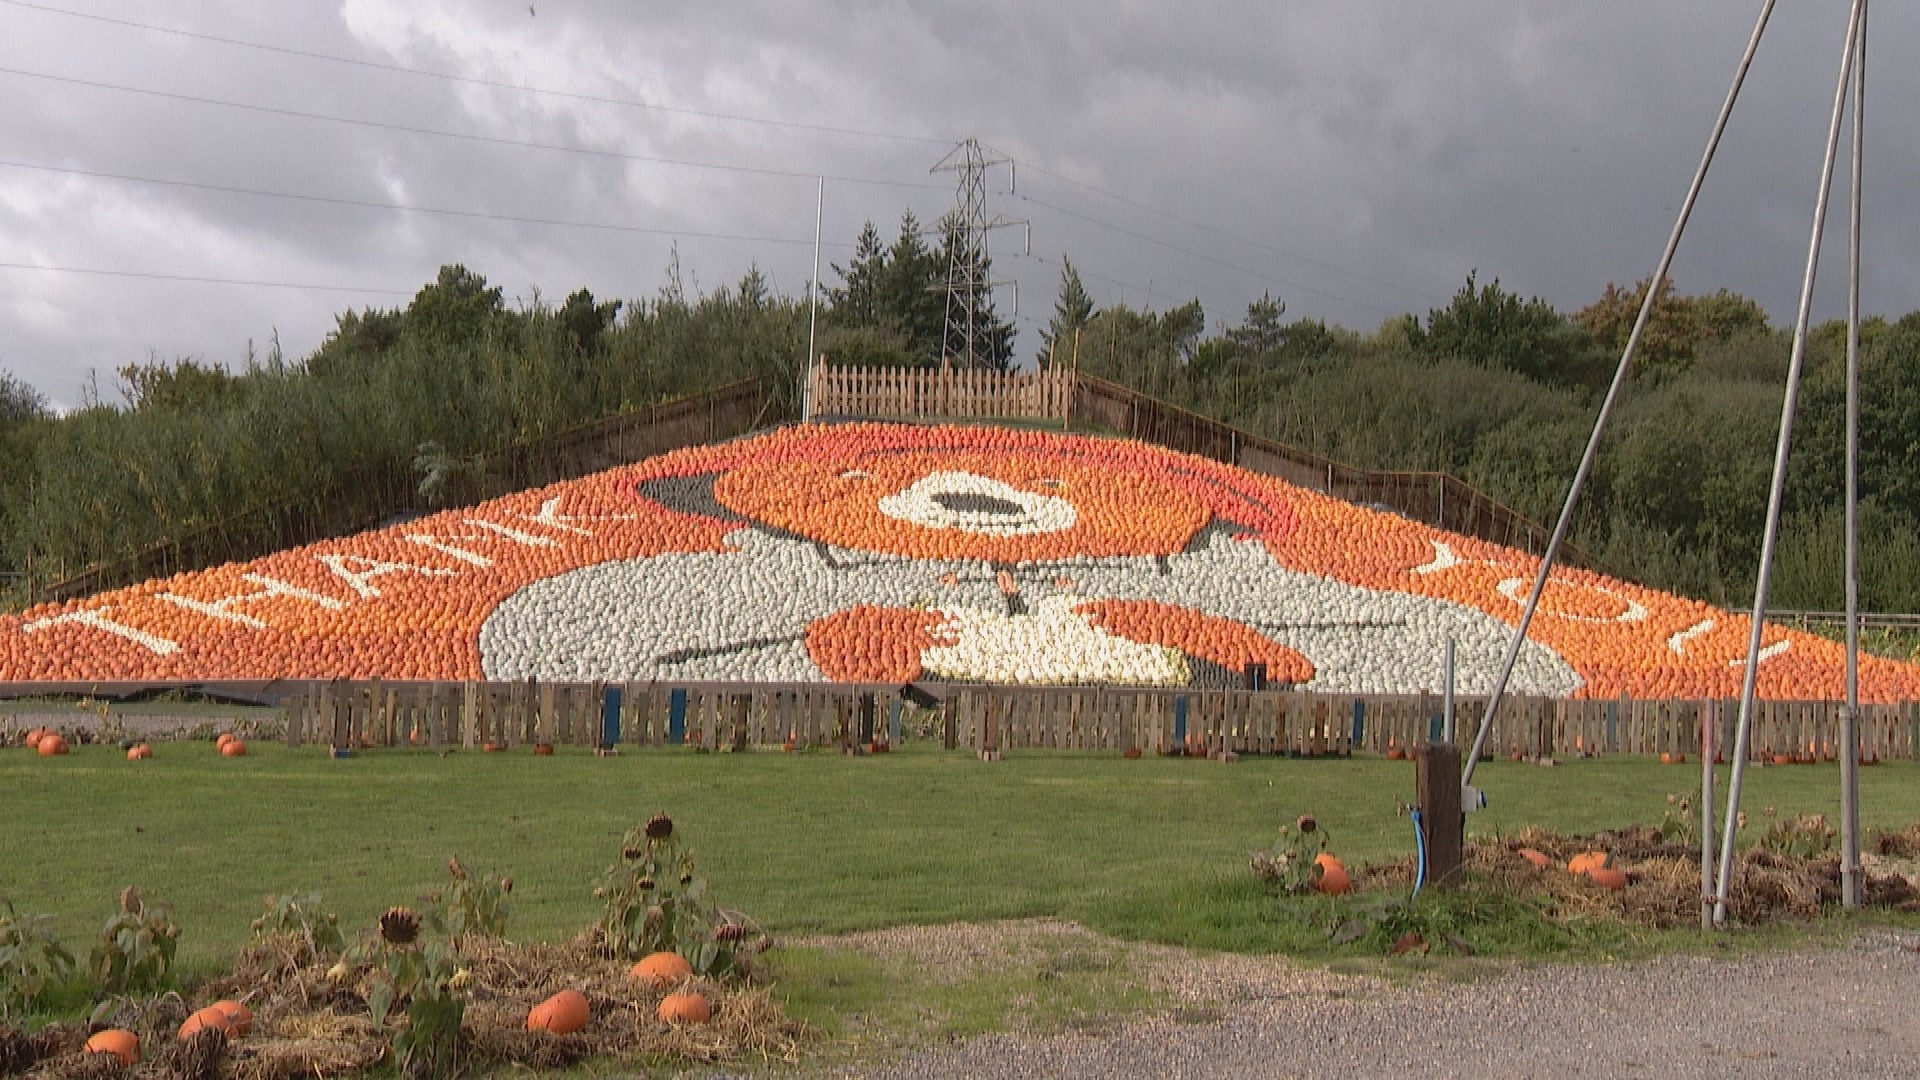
[{"left": 0, "top": 1, "right": 1911, "bottom": 409}]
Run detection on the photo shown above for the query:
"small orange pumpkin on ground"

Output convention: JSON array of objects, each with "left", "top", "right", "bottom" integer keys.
[
  {"left": 525, "top": 989, "right": 589, "bottom": 1034},
  {"left": 1122, "top": 747, "right": 1142, "bottom": 760},
  {"left": 37, "top": 735, "right": 68, "bottom": 757},
  {"left": 83, "top": 1029, "right": 140, "bottom": 1066},
  {"left": 216, "top": 732, "right": 234, "bottom": 747},
  {"left": 483, "top": 742, "right": 507, "bottom": 753},
  {"left": 657, "top": 991, "right": 712, "bottom": 1025},
  {"left": 631, "top": 951, "right": 692, "bottom": 989},
  {"left": 1515, "top": 847, "right": 1552, "bottom": 870},
  {"left": 1313, "top": 853, "right": 1352, "bottom": 896},
  {"left": 532, "top": 743, "right": 554, "bottom": 757},
  {"left": 220, "top": 739, "right": 247, "bottom": 757},
  {"left": 1567, "top": 852, "right": 1609, "bottom": 875},
  {"left": 1772, "top": 754, "right": 1794, "bottom": 767},
  {"left": 1586, "top": 866, "right": 1629, "bottom": 891},
  {"left": 179, "top": 1007, "right": 234, "bottom": 1039},
  {"left": 209, "top": 1000, "right": 253, "bottom": 1035},
  {"left": 127, "top": 745, "right": 147, "bottom": 761}
]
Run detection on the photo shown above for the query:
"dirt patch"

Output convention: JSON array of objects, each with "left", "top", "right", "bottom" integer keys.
[
  {"left": 1355, "top": 823, "right": 1920, "bottom": 929},
  {"left": 10, "top": 933, "right": 806, "bottom": 1080}
]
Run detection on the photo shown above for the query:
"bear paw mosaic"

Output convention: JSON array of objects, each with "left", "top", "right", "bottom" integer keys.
[{"left": 3, "top": 423, "right": 1916, "bottom": 701}]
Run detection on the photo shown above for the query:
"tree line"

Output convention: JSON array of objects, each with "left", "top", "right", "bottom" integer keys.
[{"left": 3, "top": 217, "right": 1918, "bottom": 620}]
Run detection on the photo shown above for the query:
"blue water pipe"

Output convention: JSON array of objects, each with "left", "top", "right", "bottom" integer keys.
[{"left": 1409, "top": 807, "right": 1428, "bottom": 900}]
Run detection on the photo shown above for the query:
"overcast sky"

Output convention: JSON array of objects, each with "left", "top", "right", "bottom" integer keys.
[{"left": 0, "top": 0, "right": 1912, "bottom": 409}]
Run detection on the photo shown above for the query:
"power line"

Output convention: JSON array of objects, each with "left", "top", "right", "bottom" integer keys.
[
  {"left": 1017, "top": 193, "right": 1397, "bottom": 317},
  {"left": 0, "top": 66, "right": 950, "bottom": 192},
  {"left": 0, "top": 159, "right": 853, "bottom": 247},
  {"left": 0, "top": 262, "right": 414, "bottom": 295},
  {"left": 0, "top": 0, "right": 950, "bottom": 147},
  {"left": 1021, "top": 162, "right": 1444, "bottom": 305}
]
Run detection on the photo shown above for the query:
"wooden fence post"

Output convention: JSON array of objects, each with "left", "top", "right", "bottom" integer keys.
[{"left": 1415, "top": 742, "right": 1464, "bottom": 889}]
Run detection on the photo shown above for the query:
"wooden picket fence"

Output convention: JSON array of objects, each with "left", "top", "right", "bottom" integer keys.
[
  {"left": 22, "top": 679, "right": 1894, "bottom": 761},
  {"left": 806, "top": 361, "right": 1072, "bottom": 422}
]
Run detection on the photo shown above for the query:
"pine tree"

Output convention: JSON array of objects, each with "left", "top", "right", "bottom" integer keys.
[
  {"left": 827, "top": 221, "right": 887, "bottom": 327},
  {"left": 1038, "top": 257, "right": 1096, "bottom": 369}
]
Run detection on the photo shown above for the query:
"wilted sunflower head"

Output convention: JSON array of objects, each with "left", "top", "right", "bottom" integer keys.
[
  {"left": 379, "top": 907, "right": 421, "bottom": 946},
  {"left": 447, "top": 856, "right": 467, "bottom": 881},
  {"left": 621, "top": 847, "right": 644, "bottom": 861},
  {"left": 500, "top": 877, "right": 513, "bottom": 894},
  {"left": 713, "top": 923, "right": 745, "bottom": 942},
  {"left": 119, "top": 885, "right": 142, "bottom": 914},
  {"left": 645, "top": 814, "right": 674, "bottom": 841},
  {"left": 638, "top": 877, "right": 656, "bottom": 892},
  {"left": 1296, "top": 815, "right": 1317, "bottom": 835}
]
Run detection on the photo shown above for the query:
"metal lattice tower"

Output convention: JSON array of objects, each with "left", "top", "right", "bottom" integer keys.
[{"left": 931, "top": 138, "right": 1027, "bottom": 369}]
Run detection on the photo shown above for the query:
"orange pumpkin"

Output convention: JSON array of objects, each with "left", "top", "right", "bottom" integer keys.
[
  {"left": 179, "top": 1007, "right": 234, "bottom": 1039},
  {"left": 483, "top": 742, "right": 506, "bottom": 753},
  {"left": 216, "top": 732, "right": 235, "bottom": 748},
  {"left": 1515, "top": 848, "right": 1552, "bottom": 870},
  {"left": 630, "top": 951, "right": 692, "bottom": 990},
  {"left": 1313, "top": 853, "right": 1352, "bottom": 896},
  {"left": 220, "top": 739, "right": 247, "bottom": 757},
  {"left": 127, "top": 745, "right": 145, "bottom": 761},
  {"left": 657, "top": 991, "right": 712, "bottom": 1025},
  {"left": 1772, "top": 754, "right": 1794, "bottom": 767},
  {"left": 1586, "top": 866, "right": 1628, "bottom": 890},
  {"left": 37, "top": 735, "right": 67, "bottom": 757},
  {"left": 1567, "top": 852, "right": 1609, "bottom": 875},
  {"left": 525, "top": 989, "right": 589, "bottom": 1034},
  {"left": 83, "top": 1029, "right": 140, "bottom": 1066},
  {"left": 210, "top": 1000, "right": 253, "bottom": 1035},
  {"left": 532, "top": 743, "right": 554, "bottom": 757},
  {"left": 1122, "top": 747, "right": 1142, "bottom": 760}
]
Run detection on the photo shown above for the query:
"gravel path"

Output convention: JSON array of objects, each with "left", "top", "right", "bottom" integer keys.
[{"left": 838, "top": 928, "right": 1920, "bottom": 1079}]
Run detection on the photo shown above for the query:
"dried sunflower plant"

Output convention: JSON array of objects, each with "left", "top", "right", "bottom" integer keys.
[
  {"left": 594, "top": 813, "right": 770, "bottom": 978},
  {"left": 1251, "top": 815, "right": 1334, "bottom": 895},
  {"left": 335, "top": 907, "right": 467, "bottom": 1080}
]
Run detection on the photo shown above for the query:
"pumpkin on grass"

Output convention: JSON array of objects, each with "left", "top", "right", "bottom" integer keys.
[
  {"left": 532, "top": 743, "right": 554, "bottom": 757},
  {"left": 209, "top": 1000, "right": 253, "bottom": 1035},
  {"left": 83, "top": 1029, "right": 140, "bottom": 1066},
  {"left": 630, "top": 951, "right": 692, "bottom": 990},
  {"left": 179, "top": 1007, "right": 234, "bottom": 1039},
  {"left": 1567, "top": 852, "right": 1609, "bottom": 875},
  {"left": 1586, "top": 866, "right": 1629, "bottom": 891},
  {"left": 1313, "top": 853, "right": 1352, "bottom": 896},
  {"left": 220, "top": 739, "right": 247, "bottom": 757},
  {"left": 1515, "top": 847, "right": 1552, "bottom": 870},
  {"left": 525, "top": 989, "right": 589, "bottom": 1035},
  {"left": 658, "top": 991, "right": 711, "bottom": 1025},
  {"left": 37, "top": 735, "right": 68, "bottom": 757}
]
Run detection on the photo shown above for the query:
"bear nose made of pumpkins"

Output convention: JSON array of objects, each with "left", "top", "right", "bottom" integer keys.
[{"left": 877, "top": 471, "right": 1078, "bottom": 536}]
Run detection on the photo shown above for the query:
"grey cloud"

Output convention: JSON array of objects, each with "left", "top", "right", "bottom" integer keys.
[{"left": 0, "top": 0, "right": 1912, "bottom": 409}]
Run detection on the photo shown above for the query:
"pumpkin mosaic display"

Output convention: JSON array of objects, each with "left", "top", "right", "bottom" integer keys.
[{"left": 3, "top": 423, "right": 1917, "bottom": 701}]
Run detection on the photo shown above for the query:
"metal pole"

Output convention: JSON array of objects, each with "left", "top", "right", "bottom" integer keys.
[
  {"left": 1463, "top": 0, "right": 1779, "bottom": 787},
  {"left": 1701, "top": 701, "right": 1716, "bottom": 932},
  {"left": 803, "top": 176, "right": 824, "bottom": 422},
  {"left": 1716, "top": 0, "right": 1866, "bottom": 925},
  {"left": 1840, "top": 0, "right": 1868, "bottom": 911},
  {"left": 1442, "top": 637, "right": 1457, "bottom": 744}
]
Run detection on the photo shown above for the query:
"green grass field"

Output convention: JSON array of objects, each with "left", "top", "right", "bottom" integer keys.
[{"left": 5, "top": 739, "right": 1911, "bottom": 972}]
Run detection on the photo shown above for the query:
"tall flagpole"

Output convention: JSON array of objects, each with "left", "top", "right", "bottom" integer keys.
[
  {"left": 1839, "top": 0, "right": 1868, "bottom": 910},
  {"left": 1715, "top": 0, "right": 1867, "bottom": 924},
  {"left": 803, "top": 177, "right": 824, "bottom": 422}
]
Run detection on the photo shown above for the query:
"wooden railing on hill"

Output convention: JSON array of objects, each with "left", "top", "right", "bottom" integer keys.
[
  {"left": 806, "top": 361, "right": 1072, "bottom": 422},
  {"left": 24, "top": 379, "right": 776, "bottom": 607},
  {"left": 1070, "top": 375, "right": 1604, "bottom": 570},
  {"left": 3, "top": 680, "right": 1913, "bottom": 760}
]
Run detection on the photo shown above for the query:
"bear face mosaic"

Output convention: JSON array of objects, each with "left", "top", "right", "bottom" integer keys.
[{"left": 4, "top": 423, "right": 1917, "bottom": 701}]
